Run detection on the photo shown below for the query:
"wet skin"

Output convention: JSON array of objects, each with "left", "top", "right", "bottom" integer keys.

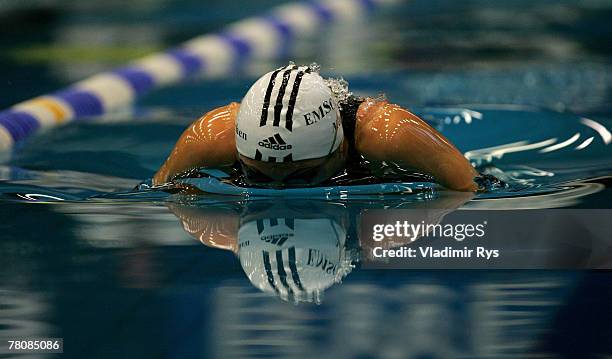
[
  {"left": 153, "top": 98, "right": 478, "bottom": 191},
  {"left": 354, "top": 98, "right": 478, "bottom": 191},
  {"left": 153, "top": 102, "right": 240, "bottom": 186}
]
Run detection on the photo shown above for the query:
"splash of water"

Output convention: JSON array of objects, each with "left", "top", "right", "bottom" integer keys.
[{"left": 326, "top": 77, "right": 352, "bottom": 104}]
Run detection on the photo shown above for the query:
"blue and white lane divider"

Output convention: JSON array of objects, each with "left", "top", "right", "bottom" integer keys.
[{"left": 0, "top": 0, "right": 397, "bottom": 151}]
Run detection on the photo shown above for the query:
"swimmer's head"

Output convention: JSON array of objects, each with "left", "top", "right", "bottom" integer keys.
[{"left": 235, "top": 64, "right": 345, "bottom": 185}]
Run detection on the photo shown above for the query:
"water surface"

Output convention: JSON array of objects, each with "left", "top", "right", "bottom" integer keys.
[{"left": 1, "top": 0, "right": 612, "bottom": 357}]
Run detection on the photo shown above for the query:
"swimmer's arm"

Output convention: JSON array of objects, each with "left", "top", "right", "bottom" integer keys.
[
  {"left": 152, "top": 102, "right": 240, "bottom": 186},
  {"left": 354, "top": 98, "right": 479, "bottom": 191},
  {"left": 168, "top": 204, "right": 240, "bottom": 253}
]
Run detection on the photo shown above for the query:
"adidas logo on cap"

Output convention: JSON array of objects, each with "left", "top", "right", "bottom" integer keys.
[{"left": 258, "top": 133, "right": 292, "bottom": 151}]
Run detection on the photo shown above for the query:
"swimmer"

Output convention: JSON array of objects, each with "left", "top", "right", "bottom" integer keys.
[{"left": 153, "top": 63, "right": 480, "bottom": 191}]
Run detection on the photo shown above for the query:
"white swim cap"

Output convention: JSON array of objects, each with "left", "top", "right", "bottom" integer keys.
[
  {"left": 237, "top": 216, "right": 350, "bottom": 303},
  {"left": 235, "top": 64, "right": 343, "bottom": 162}
]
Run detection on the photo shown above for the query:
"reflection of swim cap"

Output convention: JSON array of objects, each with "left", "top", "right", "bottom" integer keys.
[
  {"left": 237, "top": 216, "right": 350, "bottom": 303},
  {"left": 235, "top": 64, "right": 343, "bottom": 163}
]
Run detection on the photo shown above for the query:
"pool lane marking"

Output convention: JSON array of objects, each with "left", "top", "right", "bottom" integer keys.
[
  {"left": 73, "top": 73, "right": 136, "bottom": 112},
  {"left": 13, "top": 97, "right": 73, "bottom": 126},
  {"left": 53, "top": 89, "right": 105, "bottom": 117},
  {"left": 309, "top": 1, "right": 334, "bottom": 23},
  {"left": 0, "top": 111, "right": 40, "bottom": 142},
  {"left": 323, "top": 0, "right": 366, "bottom": 21},
  {"left": 113, "top": 67, "right": 156, "bottom": 96},
  {"left": 131, "top": 53, "right": 184, "bottom": 86},
  {"left": 0, "top": 125, "right": 14, "bottom": 150},
  {"left": 166, "top": 48, "right": 206, "bottom": 77},
  {"left": 182, "top": 35, "right": 234, "bottom": 76},
  {"left": 272, "top": 3, "right": 323, "bottom": 35},
  {"left": 30, "top": 97, "right": 71, "bottom": 124},
  {"left": 263, "top": 15, "right": 293, "bottom": 42},
  {"left": 226, "top": 18, "right": 284, "bottom": 58},
  {"left": 218, "top": 32, "right": 252, "bottom": 64}
]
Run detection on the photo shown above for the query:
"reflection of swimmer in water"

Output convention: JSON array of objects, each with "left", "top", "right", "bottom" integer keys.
[
  {"left": 153, "top": 63, "right": 480, "bottom": 191},
  {"left": 168, "top": 194, "right": 472, "bottom": 303},
  {"left": 169, "top": 201, "right": 355, "bottom": 303}
]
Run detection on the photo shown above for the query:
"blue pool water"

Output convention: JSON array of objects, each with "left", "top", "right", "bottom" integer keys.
[{"left": 1, "top": 0, "right": 611, "bottom": 358}]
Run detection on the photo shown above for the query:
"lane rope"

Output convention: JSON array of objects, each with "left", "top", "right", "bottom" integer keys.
[{"left": 0, "top": 0, "right": 397, "bottom": 150}]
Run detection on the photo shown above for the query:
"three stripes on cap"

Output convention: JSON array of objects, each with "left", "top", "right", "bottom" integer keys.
[
  {"left": 260, "top": 66, "right": 285, "bottom": 127},
  {"left": 273, "top": 66, "right": 295, "bottom": 127},
  {"left": 285, "top": 68, "right": 310, "bottom": 131},
  {"left": 259, "top": 64, "right": 311, "bottom": 131}
]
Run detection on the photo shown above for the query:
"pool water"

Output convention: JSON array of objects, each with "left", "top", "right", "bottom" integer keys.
[{"left": 1, "top": 0, "right": 611, "bottom": 358}]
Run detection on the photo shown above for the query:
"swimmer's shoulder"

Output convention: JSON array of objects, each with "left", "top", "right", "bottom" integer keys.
[{"left": 152, "top": 102, "right": 240, "bottom": 185}]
